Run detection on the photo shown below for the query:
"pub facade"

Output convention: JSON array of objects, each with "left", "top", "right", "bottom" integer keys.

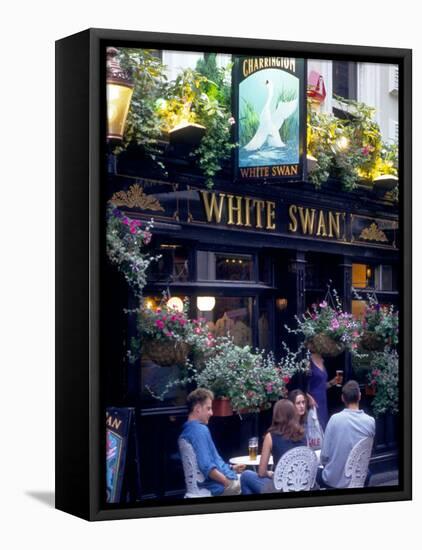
[{"left": 104, "top": 49, "right": 399, "bottom": 501}]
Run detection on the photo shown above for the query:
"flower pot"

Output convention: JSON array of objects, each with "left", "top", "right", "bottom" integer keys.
[
  {"left": 360, "top": 330, "right": 385, "bottom": 352},
  {"left": 142, "top": 339, "right": 190, "bottom": 366},
  {"left": 307, "top": 334, "right": 345, "bottom": 357},
  {"left": 212, "top": 397, "right": 233, "bottom": 417}
]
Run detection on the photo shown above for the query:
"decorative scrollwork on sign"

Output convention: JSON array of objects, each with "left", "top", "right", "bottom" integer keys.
[
  {"left": 359, "top": 223, "right": 388, "bottom": 243},
  {"left": 109, "top": 184, "right": 165, "bottom": 212}
]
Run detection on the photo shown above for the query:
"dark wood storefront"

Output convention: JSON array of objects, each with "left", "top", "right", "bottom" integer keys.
[{"left": 104, "top": 155, "right": 399, "bottom": 501}]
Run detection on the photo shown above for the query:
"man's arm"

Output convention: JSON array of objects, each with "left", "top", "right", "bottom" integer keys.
[
  {"left": 190, "top": 426, "right": 220, "bottom": 479},
  {"left": 208, "top": 467, "right": 231, "bottom": 488}
]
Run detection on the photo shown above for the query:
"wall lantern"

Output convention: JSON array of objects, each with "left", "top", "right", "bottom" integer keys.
[
  {"left": 197, "top": 296, "right": 216, "bottom": 312},
  {"left": 276, "top": 298, "right": 288, "bottom": 311},
  {"left": 106, "top": 47, "right": 134, "bottom": 141},
  {"left": 167, "top": 296, "right": 184, "bottom": 312}
]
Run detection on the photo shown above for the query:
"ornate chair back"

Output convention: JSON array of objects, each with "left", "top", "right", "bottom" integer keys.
[
  {"left": 344, "top": 437, "right": 374, "bottom": 488},
  {"left": 178, "top": 437, "right": 212, "bottom": 498},
  {"left": 273, "top": 446, "right": 318, "bottom": 492}
]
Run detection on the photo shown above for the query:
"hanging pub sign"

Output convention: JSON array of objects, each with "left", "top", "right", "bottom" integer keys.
[{"left": 233, "top": 55, "right": 306, "bottom": 182}]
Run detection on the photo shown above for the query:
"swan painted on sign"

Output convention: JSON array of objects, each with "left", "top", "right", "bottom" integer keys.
[{"left": 244, "top": 79, "right": 298, "bottom": 152}]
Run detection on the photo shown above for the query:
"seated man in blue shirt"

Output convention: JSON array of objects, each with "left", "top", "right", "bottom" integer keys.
[
  {"left": 180, "top": 388, "right": 245, "bottom": 496},
  {"left": 318, "top": 380, "right": 375, "bottom": 489}
]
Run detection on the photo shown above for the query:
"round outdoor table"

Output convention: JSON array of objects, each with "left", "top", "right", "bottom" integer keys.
[
  {"left": 230, "top": 450, "right": 321, "bottom": 471},
  {"left": 230, "top": 455, "right": 274, "bottom": 472}
]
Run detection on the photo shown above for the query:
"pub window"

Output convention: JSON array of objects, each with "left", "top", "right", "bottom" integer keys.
[
  {"left": 197, "top": 296, "right": 253, "bottom": 347},
  {"left": 148, "top": 243, "right": 189, "bottom": 283},
  {"left": 332, "top": 61, "right": 357, "bottom": 101},
  {"left": 197, "top": 251, "right": 255, "bottom": 282},
  {"left": 352, "top": 263, "right": 396, "bottom": 291},
  {"left": 258, "top": 254, "right": 273, "bottom": 285}
]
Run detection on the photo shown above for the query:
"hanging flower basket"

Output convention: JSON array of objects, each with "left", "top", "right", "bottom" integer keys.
[
  {"left": 307, "top": 334, "right": 345, "bottom": 357},
  {"left": 212, "top": 397, "right": 233, "bottom": 417},
  {"left": 142, "top": 339, "right": 190, "bottom": 366},
  {"left": 360, "top": 330, "right": 385, "bottom": 352}
]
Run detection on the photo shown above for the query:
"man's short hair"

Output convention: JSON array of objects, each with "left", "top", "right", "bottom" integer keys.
[
  {"left": 342, "top": 380, "right": 361, "bottom": 405},
  {"left": 186, "top": 388, "right": 214, "bottom": 413}
]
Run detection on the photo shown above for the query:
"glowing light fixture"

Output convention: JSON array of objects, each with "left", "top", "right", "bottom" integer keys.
[
  {"left": 197, "top": 296, "right": 216, "bottom": 312},
  {"left": 276, "top": 298, "right": 288, "bottom": 311},
  {"left": 336, "top": 136, "right": 349, "bottom": 151},
  {"left": 106, "top": 47, "right": 134, "bottom": 141},
  {"left": 167, "top": 297, "right": 184, "bottom": 312}
]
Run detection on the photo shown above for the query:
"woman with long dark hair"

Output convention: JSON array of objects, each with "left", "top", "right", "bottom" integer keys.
[
  {"left": 288, "top": 388, "right": 324, "bottom": 450},
  {"left": 289, "top": 389, "right": 308, "bottom": 427},
  {"left": 240, "top": 399, "right": 306, "bottom": 494}
]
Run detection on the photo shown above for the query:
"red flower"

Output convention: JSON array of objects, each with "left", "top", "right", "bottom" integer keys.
[{"left": 283, "top": 376, "right": 290, "bottom": 384}]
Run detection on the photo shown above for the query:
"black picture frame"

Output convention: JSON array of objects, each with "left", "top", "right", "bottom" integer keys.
[{"left": 55, "top": 28, "right": 412, "bottom": 521}]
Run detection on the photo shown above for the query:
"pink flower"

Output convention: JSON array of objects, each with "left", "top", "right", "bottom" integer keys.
[
  {"left": 228, "top": 116, "right": 236, "bottom": 125},
  {"left": 155, "top": 320, "right": 165, "bottom": 330},
  {"left": 265, "top": 383, "right": 273, "bottom": 393},
  {"left": 373, "top": 369, "right": 381, "bottom": 377},
  {"left": 319, "top": 301, "right": 328, "bottom": 308},
  {"left": 130, "top": 226, "right": 137, "bottom": 234},
  {"left": 331, "top": 319, "right": 340, "bottom": 330},
  {"left": 247, "top": 390, "right": 255, "bottom": 398},
  {"left": 352, "top": 331, "right": 359, "bottom": 338},
  {"left": 143, "top": 231, "right": 152, "bottom": 244},
  {"left": 195, "top": 328, "right": 201, "bottom": 334}
]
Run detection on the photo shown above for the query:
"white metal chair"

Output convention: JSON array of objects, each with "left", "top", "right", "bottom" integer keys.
[
  {"left": 344, "top": 437, "right": 374, "bottom": 488},
  {"left": 178, "top": 437, "right": 212, "bottom": 498},
  {"left": 273, "top": 446, "right": 318, "bottom": 492}
]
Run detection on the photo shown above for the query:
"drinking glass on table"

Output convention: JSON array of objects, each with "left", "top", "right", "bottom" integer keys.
[
  {"left": 248, "top": 437, "right": 258, "bottom": 461},
  {"left": 335, "top": 370, "right": 344, "bottom": 387}
]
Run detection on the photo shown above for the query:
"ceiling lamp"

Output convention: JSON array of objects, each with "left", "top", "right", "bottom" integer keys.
[{"left": 197, "top": 296, "right": 216, "bottom": 312}]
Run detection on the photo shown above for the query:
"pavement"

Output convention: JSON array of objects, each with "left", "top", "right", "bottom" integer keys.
[{"left": 368, "top": 469, "right": 399, "bottom": 487}]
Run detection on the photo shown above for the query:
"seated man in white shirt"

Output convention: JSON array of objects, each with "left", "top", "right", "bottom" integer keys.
[{"left": 317, "top": 380, "right": 375, "bottom": 489}]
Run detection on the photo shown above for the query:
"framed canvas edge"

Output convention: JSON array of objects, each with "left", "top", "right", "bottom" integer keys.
[{"left": 77, "top": 28, "right": 412, "bottom": 521}]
